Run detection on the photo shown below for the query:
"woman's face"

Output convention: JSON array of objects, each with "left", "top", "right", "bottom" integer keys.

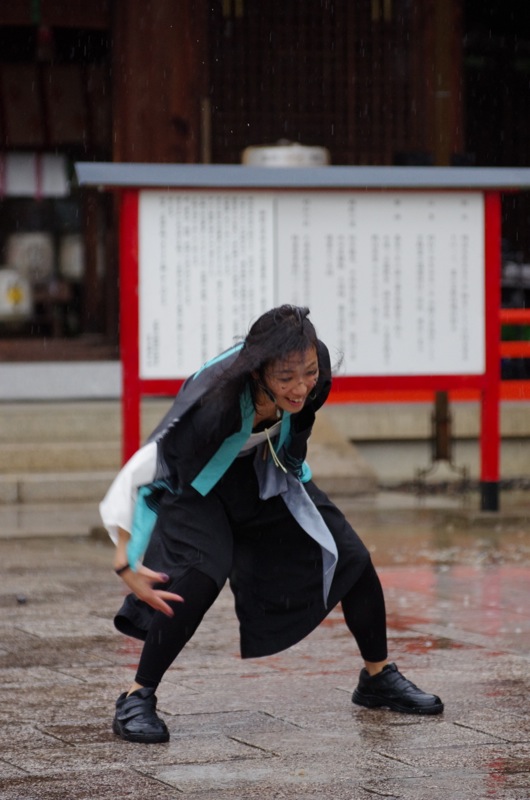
[{"left": 263, "top": 346, "right": 319, "bottom": 414}]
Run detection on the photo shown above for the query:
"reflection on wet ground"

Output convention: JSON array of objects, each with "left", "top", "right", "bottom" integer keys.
[{"left": 0, "top": 490, "right": 529, "bottom": 799}]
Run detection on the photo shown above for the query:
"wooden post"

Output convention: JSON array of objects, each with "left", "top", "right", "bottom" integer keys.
[
  {"left": 432, "top": 0, "right": 464, "bottom": 165},
  {"left": 112, "top": 0, "right": 208, "bottom": 164}
]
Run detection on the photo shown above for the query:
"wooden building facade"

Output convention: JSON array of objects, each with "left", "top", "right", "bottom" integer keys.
[{"left": 0, "top": 0, "right": 528, "bottom": 361}]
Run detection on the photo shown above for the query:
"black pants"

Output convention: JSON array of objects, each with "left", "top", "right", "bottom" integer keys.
[
  {"left": 135, "top": 558, "right": 388, "bottom": 689},
  {"left": 123, "top": 459, "right": 380, "bottom": 658}
]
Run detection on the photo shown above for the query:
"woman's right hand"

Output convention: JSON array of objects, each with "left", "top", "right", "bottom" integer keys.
[
  {"left": 114, "top": 526, "right": 183, "bottom": 616},
  {"left": 117, "top": 564, "right": 184, "bottom": 617}
]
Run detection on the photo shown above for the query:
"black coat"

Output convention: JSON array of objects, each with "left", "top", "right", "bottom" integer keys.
[{"left": 113, "top": 338, "right": 371, "bottom": 658}]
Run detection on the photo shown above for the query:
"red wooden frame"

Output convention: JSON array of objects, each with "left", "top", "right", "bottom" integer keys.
[{"left": 119, "top": 188, "right": 502, "bottom": 510}]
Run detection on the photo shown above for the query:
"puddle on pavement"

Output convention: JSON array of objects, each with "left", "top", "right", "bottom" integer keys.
[
  {"left": 116, "top": 636, "right": 143, "bottom": 670},
  {"left": 340, "top": 490, "right": 530, "bottom": 569}
]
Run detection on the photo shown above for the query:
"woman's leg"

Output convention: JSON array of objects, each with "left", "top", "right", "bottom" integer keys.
[
  {"left": 113, "top": 568, "right": 220, "bottom": 743},
  {"left": 134, "top": 568, "right": 220, "bottom": 688},
  {"left": 113, "top": 470, "right": 241, "bottom": 743},
  {"left": 343, "top": 559, "right": 444, "bottom": 715},
  {"left": 341, "top": 557, "right": 388, "bottom": 666}
]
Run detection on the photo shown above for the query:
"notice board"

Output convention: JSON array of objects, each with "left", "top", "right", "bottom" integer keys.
[
  {"left": 75, "top": 160, "right": 530, "bottom": 511},
  {"left": 138, "top": 190, "right": 484, "bottom": 380}
]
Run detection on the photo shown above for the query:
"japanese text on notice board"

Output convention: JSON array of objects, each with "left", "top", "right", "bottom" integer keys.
[{"left": 138, "top": 191, "right": 484, "bottom": 378}]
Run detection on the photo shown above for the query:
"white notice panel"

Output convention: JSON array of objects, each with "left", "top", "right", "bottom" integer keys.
[
  {"left": 276, "top": 192, "right": 484, "bottom": 375},
  {"left": 139, "top": 192, "right": 275, "bottom": 377},
  {"left": 139, "top": 191, "right": 484, "bottom": 379}
]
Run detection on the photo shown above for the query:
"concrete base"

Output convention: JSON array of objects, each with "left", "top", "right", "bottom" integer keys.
[{"left": 310, "top": 409, "right": 378, "bottom": 495}]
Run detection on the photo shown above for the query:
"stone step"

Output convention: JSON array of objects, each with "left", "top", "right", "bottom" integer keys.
[
  {"left": 3, "top": 396, "right": 530, "bottom": 503},
  {"left": 0, "top": 400, "right": 171, "bottom": 445},
  {"left": 0, "top": 460, "right": 375, "bottom": 506},
  {"left": 0, "top": 441, "right": 120, "bottom": 474},
  {"left": 0, "top": 471, "right": 115, "bottom": 505},
  {"left": 0, "top": 501, "right": 103, "bottom": 539},
  {"left": 0, "top": 404, "right": 379, "bottom": 504}
]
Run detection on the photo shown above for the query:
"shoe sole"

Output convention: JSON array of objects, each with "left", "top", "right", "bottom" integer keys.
[
  {"left": 112, "top": 718, "right": 170, "bottom": 743},
  {"left": 352, "top": 691, "right": 444, "bottom": 715}
]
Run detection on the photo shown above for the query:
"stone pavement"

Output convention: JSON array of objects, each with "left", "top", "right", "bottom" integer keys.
[{"left": 1, "top": 491, "right": 530, "bottom": 799}]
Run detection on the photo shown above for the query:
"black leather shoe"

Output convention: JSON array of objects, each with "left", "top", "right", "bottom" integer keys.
[
  {"left": 352, "top": 662, "right": 444, "bottom": 715},
  {"left": 112, "top": 687, "right": 170, "bottom": 743}
]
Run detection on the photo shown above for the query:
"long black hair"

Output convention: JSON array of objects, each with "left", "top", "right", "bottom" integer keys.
[{"left": 208, "top": 305, "right": 325, "bottom": 412}]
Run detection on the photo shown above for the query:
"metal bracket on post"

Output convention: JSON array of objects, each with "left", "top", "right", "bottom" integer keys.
[{"left": 416, "top": 390, "right": 469, "bottom": 493}]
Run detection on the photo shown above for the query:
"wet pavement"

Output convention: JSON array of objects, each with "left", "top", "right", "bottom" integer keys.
[{"left": 1, "top": 490, "right": 530, "bottom": 799}]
